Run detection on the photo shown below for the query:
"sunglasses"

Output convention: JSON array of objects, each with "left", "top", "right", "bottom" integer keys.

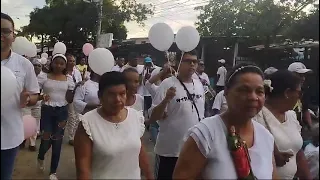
[{"left": 1, "top": 28, "right": 13, "bottom": 37}]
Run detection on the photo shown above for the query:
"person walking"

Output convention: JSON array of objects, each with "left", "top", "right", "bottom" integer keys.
[{"left": 1, "top": 13, "right": 40, "bottom": 180}]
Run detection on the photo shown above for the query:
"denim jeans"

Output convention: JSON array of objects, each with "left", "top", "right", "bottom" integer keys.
[
  {"left": 38, "top": 105, "right": 68, "bottom": 174},
  {"left": 149, "top": 122, "right": 159, "bottom": 143},
  {"left": 1, "top": 146, "right": 19, "bottom": 180}
]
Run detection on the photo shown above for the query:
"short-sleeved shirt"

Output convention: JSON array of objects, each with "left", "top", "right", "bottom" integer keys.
[
  {"left": 187, "top": 115, "right": 274, "bottom": 179},
  {"left": 212, "top": 90, "right": 228, "bottom": 113},
  {"left": 216, "top": 66, "right": 227, "bottom": 86},
  {"left": 127, "top": 94, "right": 144, "bottom": 113},
  {"left": 254, "top": 107, "right": 303, "bottom": 179},
  {"left": 151, "top": 76, "right": 205, "bottom": 157},
  {"left": 76, "top": 64, "right": 87, "bottom": 74},
  {"left": 73, "top": 80, "right": 99, "bottom": 114},
  {"left": 1, "top": 52, "right": 40, "bottom": 150},
  {"left": 80, "top": 108, "right": 145, "bottom": 179},
  {"left": 38, "top": 73, "right": 75, "bottom": 107},
  {"left": 111, "top": 65, "right": 122, "bottom": 72},
  {"left": 192, "top": 72, "right": 210, "bottom": 85}
]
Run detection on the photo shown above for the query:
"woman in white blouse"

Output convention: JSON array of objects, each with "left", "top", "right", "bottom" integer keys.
[
  {"left": 122, "top": 68, "right": 144, "bottom": 112},
  {"left": 74, "top": 71, "right": 153, "bottom": 179},
  {"left": 174, "top": 64, "right": 277, "bottom": 179},
  {"left": 37, "top": 54, "right": 75, "bottom": 180},
  {"left": 73, "top": 71, "right": 100, "bottom": 114},
  {"left": 254, "top": 70, "right": 312, "bottom": 179}
]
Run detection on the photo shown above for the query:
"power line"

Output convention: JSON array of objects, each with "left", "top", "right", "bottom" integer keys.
[{"left": 153, "top": 0, "right": 209, "bottom": 15}]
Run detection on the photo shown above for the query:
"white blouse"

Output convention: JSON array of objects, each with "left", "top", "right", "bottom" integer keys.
[
  {"left": 127, "top": 94, "right": 144, "bottom": 113},
  {"left": 73, "top": 80, "right": 99, "bottom": 114},
  {"left": 39, "top": 73, "right": 75, "bottom": 107},
  {"left": 254, "top": 107, "right": 303, "bottom": 179},
  {"left": 187, "top": 115, "right": 274, "bottom": 179},
  {"left": 80, "top": 108, "right": 145, "bottom": 179}
]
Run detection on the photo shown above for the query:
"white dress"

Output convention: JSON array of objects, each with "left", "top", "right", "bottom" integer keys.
[
  {"left": 80, "top": 108, "right": 145, "bottom": 179},
  {"left": 254, "top": 107, "right": 303, "bottom": 179},
  {"left": 187, "top": 115, "right": 274, "bottom": 179}
]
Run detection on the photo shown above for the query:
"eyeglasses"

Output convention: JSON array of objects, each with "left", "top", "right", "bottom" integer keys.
[
  {"left": 1, "top": 28, "right": 13, "bottom": 37},
  {"left": 182, "top": 59, "right": 198, "bottom": 65}
]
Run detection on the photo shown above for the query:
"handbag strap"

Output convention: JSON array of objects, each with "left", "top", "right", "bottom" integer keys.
[{"left": 176, "top": 77, "right": 201, "bottom": 122}]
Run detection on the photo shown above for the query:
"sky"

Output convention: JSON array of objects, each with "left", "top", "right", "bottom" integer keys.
[{"left": 1, "top": 0, "right": 209, "bottom": 39}]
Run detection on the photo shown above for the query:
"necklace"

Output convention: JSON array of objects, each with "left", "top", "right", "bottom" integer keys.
[{"left": 98, "top": 108, "right": 124, "bottom": 129}]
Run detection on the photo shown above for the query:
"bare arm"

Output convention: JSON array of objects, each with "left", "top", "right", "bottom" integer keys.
[
  {"left": 27, "top": 94, "right": 39, "bottom": 106},
  {"left": 148, "top": 70, "right": 163, "bottom": 84},
  {"left": 74, "top": 123, "right": 92, "bottom": 180},
  {"left": 149, "top": 99, "right": 170, "bottom": 122},
  {"left": 173, "top": 137, "right": 207, "bottom": 179},
  {"left": 272, "top": 154, "right": 279, "bottom": 179},
  {"left": 139, "top": 140, "right": 153, "bottom": 179},
  {"left": 296, "top": 149, "right": 312, "bottom": 180}
]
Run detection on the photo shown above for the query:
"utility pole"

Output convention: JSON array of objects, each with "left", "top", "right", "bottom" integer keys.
[
  {"left": 83, "top": 0, "right": 103, "bottom": 47},
  {"left": 96, "top": 0, "right": 103, "bottom": 47}
]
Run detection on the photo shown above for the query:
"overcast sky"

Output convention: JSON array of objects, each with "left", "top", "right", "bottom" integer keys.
[{"left": 1, "top": 0, "right": 209, "bottom": 39}]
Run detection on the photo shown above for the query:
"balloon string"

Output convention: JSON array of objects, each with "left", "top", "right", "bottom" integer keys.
[
  {"left": 176, "top": 51, "right": 184, "bottom": 77},
  {"left": 165, "top": 51, "right": 173, "bottom": 75}
]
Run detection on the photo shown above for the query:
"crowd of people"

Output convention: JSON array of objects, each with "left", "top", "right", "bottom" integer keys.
[{"left": 1, "top": 12, "right": 319, "bottom": 180}]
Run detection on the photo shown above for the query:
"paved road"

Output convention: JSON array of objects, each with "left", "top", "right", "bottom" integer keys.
[{"left": 12, "top": 132, "right": 155, "bottom": 179}]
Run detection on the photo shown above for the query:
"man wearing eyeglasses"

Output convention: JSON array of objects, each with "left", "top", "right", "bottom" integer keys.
[
  {"left": 1, "top": 13, "right": 40, "bottom": 179},
  {"left": 150, "top": 50, "right": 205, "bottom": 179}
]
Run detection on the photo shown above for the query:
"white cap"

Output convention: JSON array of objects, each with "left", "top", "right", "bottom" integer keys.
[
  {"left": 264, "top": 67, "right": 278, "bottom": 75},
  {"left": 218, "top": 59, "right": 226, "bottom": 64},
  {"left": 288, "top": 62, "right": 312, "bottom": 74}
]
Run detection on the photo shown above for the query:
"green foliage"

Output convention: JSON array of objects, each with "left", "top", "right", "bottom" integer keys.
[
  {"left": 195, "top": 0, "right": 318, "bottom": 41},
  {"left": 23, "top": 0, "right": 153, "bottom": 49}
]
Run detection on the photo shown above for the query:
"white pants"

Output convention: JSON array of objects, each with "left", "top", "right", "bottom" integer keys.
[
  {"left": 22, "top": 106, "right": 41, "bottom": 146},
  {"left": 66, "top": 103, "right": 80, "bottom": 141}
]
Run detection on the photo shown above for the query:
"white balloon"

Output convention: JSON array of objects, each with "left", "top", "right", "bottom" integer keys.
[
  {"left": 148, "top": 23, "right": 174, "bottom": 51},
  {"left": 175, "top": 26, "right": 200, "bottom": 52},
  {"left": 53, "top": 42, "right": 67, "bottom": 55},
  {"left": 25, "top": 41, "right": 37, "bottom": 57},
  {"left": 40, "top": 57, "right": 48, "bottom": 65},
  {"left": 88, "top": 48, "right": 114, "bottom": 75},
  {"left": 41, "top": 52, "right": 48, "bottom": 59},
  {"left": 12, "top": 37, "right": 29, "bottom": 56},
  {"left": 1, "top": 66, "right": 18, "bottom": 106}
]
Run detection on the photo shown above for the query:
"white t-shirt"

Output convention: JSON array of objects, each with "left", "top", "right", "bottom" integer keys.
[
  {"left": 150, "top": 66, "right": 162, "bottom": 86},
  {"left": 39, "top": 74, "right": 75, "bottom": 107},
  {"left": 151, "top": 76, "right": 205, "bottom": 157},
  {"left": 127, "top": 94, "right": 144, "bottom": 113},
  {"left": 187, "top": 115, "right": 274, "bottom": 179},
  {"left": 73, "top": 80, "right": 99, "bottom": 114},
  {"left": 71, "top": 67, "right": 83, "bottom": 84},
  {"left": 192, "top": 72, "right": 210, "bottom": 85},
  {"left": 80, "top": 108, "right": 145, "bottom": 179},
  {"left": 120, "top": 64, "right": 144, "bottom": 74},
  {"left": 254, "top": 107, "right": 303, "bottom": 179},
  {"left": 212, "top": 90, "right": 228, "bottom": 113},
  {"left": 1, "top": 52, "right": 40, "bottom": 150},
  {"left": 111, "top": 65, "right": 122, "bottom": 72},
  {"left": 145, "top": 81, "right": 159, "bottom": 99},
  {"left": 140, "top": 65, "right": 161, "bottom": 97},
  {"left": 216, "top": 66, "right": 227, "bottom": 86}
]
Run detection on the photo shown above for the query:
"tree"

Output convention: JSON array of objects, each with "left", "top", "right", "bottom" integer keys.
[
  {"left": 22, "top": 0, "right": 153, "bottom": 51},
  {"left": 285, "top": 5, "right": 319, "bottom": 40},
  {"left": 195, "top": 0, "right": 317, "bottom": 41}
]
